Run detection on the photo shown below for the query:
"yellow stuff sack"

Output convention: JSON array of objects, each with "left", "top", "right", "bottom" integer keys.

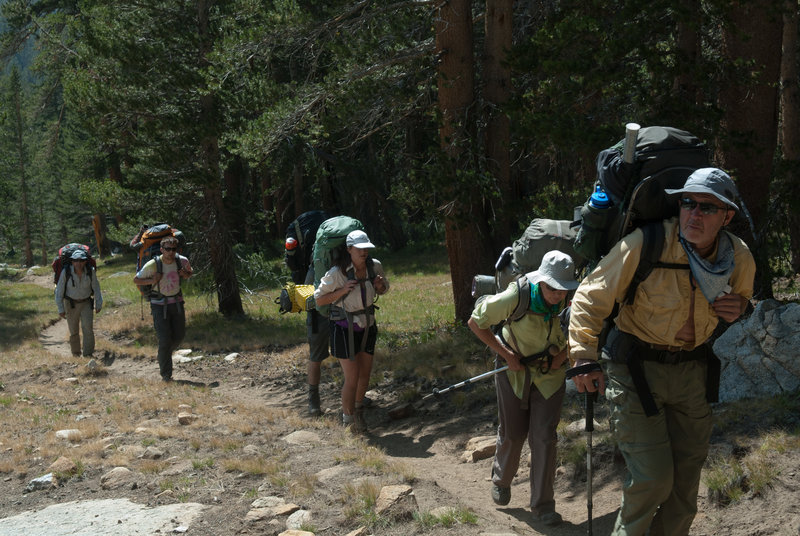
[{"left": 276, "top": 283, "right": 315, "bottom": 314}]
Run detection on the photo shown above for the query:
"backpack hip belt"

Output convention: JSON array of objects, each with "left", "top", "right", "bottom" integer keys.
[
  {"left": 497, "top": 322, "right": 560, "bottom": 411},
  {"left": 329, "top": 281, "right": 376, "bottom": 359},
  {"left": 609, "top": 329, "right": 718, "bottom": 417},
  {"left": 66, "top": 297, "right": 92, "bottom": 308}
]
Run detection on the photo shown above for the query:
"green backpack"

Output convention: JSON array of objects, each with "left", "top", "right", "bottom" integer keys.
[{"left": 310, "top": 215, "right": 365, "bottom": 316}]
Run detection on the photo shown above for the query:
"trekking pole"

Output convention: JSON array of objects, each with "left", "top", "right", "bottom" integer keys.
[
  {"left": 423, "top": 345, "right": 559, "bottom": 401},
  {"left": 566, "top": 361, "right": 603, "bottom": 536},
  {"left": 422, "top": 365, "right": 509, "bottom": 401}
]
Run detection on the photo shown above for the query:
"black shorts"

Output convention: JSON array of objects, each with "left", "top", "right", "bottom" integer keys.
[{"left": 330, "top": 321, "right": 377, "bottom": 359}]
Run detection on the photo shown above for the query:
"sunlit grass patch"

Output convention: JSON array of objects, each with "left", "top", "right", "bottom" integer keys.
[
  {"left": 221, "top": 456, "right": 284, "bottom": 477},
  {"left": 0, "top": 280, "right": 59, "bottom": 351},
  {"left": 414, "top": 506, "right": 478, "bottom": 528},
  {"left": 342, "top": 478, "right": 381, "bottom": 523},
  {"left": 288, "top": 471, "right": 318, "bottom": 498}
]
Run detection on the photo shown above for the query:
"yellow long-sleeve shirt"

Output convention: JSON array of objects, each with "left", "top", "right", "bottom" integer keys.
[
  {"left": 471, "top": 282, "right": 566, "bottom": 400},
  {"left": 569, "top": 218, "right": 755, "bottom": 362}
]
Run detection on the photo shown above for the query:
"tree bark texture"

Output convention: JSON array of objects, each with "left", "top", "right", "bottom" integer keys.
[
  {"left": 715, "top": 0, "right": 783, "bottom": 297},
  {"left": 483, "top": 0, "right": 514, "bottom": 249},
  {"left": 11, "top": 73, "right": 33, "bottom": 267},
  {"left": 198, "top": 0, "right": 244, "bottom": 316},
  {"left": 780, "top": 0, "right": 800, "bottom": 272},
  {"left": 92, "top": 214, "right": 112, "bottom": 258},
  {"left": 436, "top": 0, "right": 491, "bottom": 322}
]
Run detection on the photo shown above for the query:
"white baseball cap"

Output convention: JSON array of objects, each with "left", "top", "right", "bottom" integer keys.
[{"left": 346, "top": 230, "right": 376, "bottom": 249}]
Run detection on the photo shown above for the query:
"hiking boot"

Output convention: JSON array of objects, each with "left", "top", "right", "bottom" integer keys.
[
  {"left": 352, "top": 407, "right": 368, "bottom": 434},
  {"left": 308, "top": 388, "right": 322, "bottom": 417},
  {"left": 531, "top": 511, "right": 562, "bottom": 527},
  {"left": 342, "top": 413, "right": 355, "bottom": 429},
  {"left": 491, "top": 485, "right": 511, "bottom": 506}
]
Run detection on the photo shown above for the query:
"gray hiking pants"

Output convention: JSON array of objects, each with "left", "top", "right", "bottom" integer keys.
[
  {"left": 151, "top": 302, "right": 186, "bottom": 380},
  {"left": 492, "top": 365, "right": 565, "bottom": 515}
]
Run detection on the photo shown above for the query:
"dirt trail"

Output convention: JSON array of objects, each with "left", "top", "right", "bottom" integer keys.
[
  {"left": 33, "top": 286, "right": 621, "bottom": 535},
  {"left": 23, "top": 271, "right": 800, "bottom": 536}
]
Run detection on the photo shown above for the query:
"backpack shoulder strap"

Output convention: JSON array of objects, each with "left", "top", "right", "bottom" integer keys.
[
  {"left": 366, "top": 258, "right": 376, "bottom": 281},
  {"left": 623, "top": 222, "right": 689, "bottom": 305},
  {"left": 508, "top": 276, "right": 531, "bottom": 323}
]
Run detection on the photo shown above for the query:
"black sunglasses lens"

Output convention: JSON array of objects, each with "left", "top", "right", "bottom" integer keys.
[{"left": 680, "top": 198, "right": 721, "bottom": 215}]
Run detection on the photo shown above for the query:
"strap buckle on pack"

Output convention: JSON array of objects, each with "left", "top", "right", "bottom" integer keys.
[
  {"left": 613, "top": 330, "right": 714, "bottom": 417},
  {"left": 637, "top": 341, "right": 709, "bottom": 365}
]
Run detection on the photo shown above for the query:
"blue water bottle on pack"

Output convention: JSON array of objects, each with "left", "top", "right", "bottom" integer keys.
[{"left": 589, "top": 185, "right": 610, "bottom": 209}]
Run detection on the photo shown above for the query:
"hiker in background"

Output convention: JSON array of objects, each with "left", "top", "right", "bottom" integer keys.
[
  {"left": 313, "top": 230, "right": 389, "bottom": 432},
  {"left": 285, "top": 209, "right": 331, "bottom": 416},
  {"left": 467, "top": 251, "right": 578, "bottom": 528},
  {"left": 568, "top": 168, "right": 756, "bottom": 535},
  {"left": 133, "top": 235, "right": 193, "bottom": 382},
  {"left": 55, "top": 249, "right": 103, "bottom": 357},
  {"left": 129, "top": 224, "right": 148, "bottom": 250}
]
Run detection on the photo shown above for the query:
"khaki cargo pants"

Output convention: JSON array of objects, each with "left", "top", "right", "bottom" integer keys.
[
  {"left": 64, "top": 298, "right": 95, "bottom": 357},
  {"left": 606, "top": 359, "right": 712, "bottom": 536}
]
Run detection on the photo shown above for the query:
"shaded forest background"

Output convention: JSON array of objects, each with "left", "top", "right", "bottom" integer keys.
[{"left": 1, "top": 0, "right": 798, "bottom": 321}]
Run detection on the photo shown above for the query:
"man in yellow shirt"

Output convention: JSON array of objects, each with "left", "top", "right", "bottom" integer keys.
[{"left": 568, "top": 168, "right": 756, "bottom": 535}]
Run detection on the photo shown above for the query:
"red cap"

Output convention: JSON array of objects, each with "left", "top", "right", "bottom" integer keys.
[{"left": 285, "top": 237, "right": 298, "bottom": 250}]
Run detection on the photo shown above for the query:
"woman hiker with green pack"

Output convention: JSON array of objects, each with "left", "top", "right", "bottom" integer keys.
[
  {"left": 313, "top": 230, "right": 389, "bottom": 433},
  {"left": 467, "top": 250, "right": 579, "bottom": 527}
]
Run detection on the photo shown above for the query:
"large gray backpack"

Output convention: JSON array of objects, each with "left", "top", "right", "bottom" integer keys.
[{"left": 472, "top": 218, "right": 585, "bottom": 327}]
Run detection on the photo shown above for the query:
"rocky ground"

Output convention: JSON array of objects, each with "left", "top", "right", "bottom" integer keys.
[{"left": 1, "top": 274, "right": 799, "bottom": 535}]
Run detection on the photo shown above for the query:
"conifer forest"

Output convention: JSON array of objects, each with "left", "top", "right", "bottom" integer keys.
[{"left": 1, "top": 0, "right": 798, "bottom": 319}]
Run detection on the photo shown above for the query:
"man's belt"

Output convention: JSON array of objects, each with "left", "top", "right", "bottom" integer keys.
[
  {"left": 637, "top": 342, "right": 711, "bottom": 365},
  {"left": 611, "top": 330, "right": 719, "bottom": 417}
]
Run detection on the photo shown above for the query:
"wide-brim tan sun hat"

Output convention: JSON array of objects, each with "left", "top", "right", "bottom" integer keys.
[{"left": 525, "top": 250, "right": 580, "bottom": 291}]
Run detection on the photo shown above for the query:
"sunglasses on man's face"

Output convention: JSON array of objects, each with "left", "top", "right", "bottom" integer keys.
[
  {"left": 679, "top": 198, "right": 727, "bottom": 215},
  {"left": 162, "top": 246, "right": 178, "bottom": 252}
]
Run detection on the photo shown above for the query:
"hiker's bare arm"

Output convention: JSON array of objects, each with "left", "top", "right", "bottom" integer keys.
[
  {"left": 133, "top": 271, "right": 162, "bottom": 285},
  {"left": 178, "top": 262, "right": 193, "bottom": 279},
  {"left": 373, "top": 274, "right": 387, "bottom": 295},
  {"left": 550, "top": 346, "right": 568, "bottom": 370},
  {"left": 570, "top": 359, "right": 606, "bottom": 395},
  {"left": 713, "top": 293, "right": 747, "bottom": 323},
  {"left": 467, "top": 318, "right": 523, "bottom": 372},
  {"left": 314, "top": 279, "right": 358, "bottom": 307}
]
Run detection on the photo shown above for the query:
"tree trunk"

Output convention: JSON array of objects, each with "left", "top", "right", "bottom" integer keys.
[
  {"left": 10, "top": 69, "right": 33, "bottom": 267},
  {"left": 673, "top": 0, "right": 701, "bottom": 104},
  {"left": 92, "top": 214, "right": 112, "bottom": 258},
  {"left": 198, "top": 0, "right": 243, "bottom": 316},
  {"left": 483, "top": 0, "right": 513, "bottom": 249},
  {"left": 781, "top": 0, "right": 800, "bottom": 273},
  {"left": 223, "top": 156, "right": 248, "bottom": 243},
  {"left": 293, "top": 156, "right": 305, "bottom": 218},
  {"left": 436, "top": 0, "right": 490, "bottom": 322},
  {"left": 715, "top": 0, "right": 782, "bottom": 298}
]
